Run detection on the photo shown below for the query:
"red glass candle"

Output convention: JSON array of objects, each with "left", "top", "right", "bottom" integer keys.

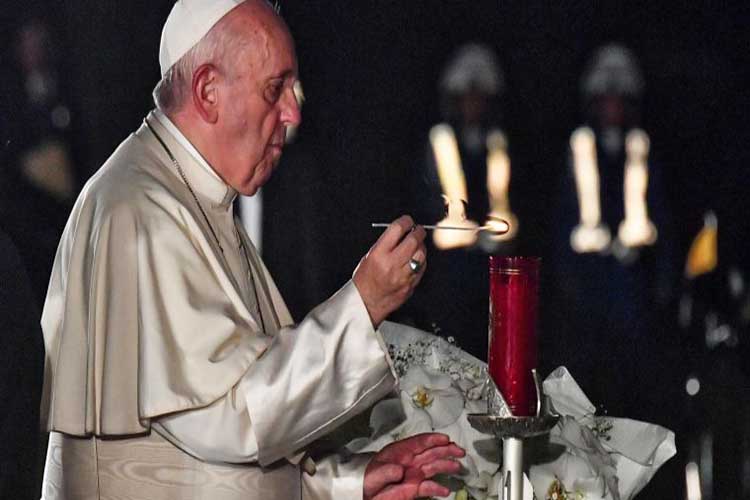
[{"left": 488, "top": 256, "right": 540, "bottom": 416}]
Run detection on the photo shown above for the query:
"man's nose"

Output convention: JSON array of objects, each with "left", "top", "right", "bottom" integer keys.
[{"left": 280, "top": 87, "right": 302, "bottom": 127}]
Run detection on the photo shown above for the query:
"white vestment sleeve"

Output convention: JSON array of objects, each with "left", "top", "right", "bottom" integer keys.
[
  {"left": 151, "top": 281, "right": 397, "bottom": 466},
  {"left": 244, "top": 280, "right": 397, "bottom": 465},
  {"left": 151, "top": 378, "right": 260, "bottom": 463}
]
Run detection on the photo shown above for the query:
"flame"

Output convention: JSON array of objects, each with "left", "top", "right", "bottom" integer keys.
[
  {"left": 485, "top": 129, "right": 518, "bottom": 241},
  {"left": 483, "top": 216, "right": 511, "bottom": 236},
  {"left": 433, "top": 197, "right": 479, "bottom": 249},
  {"left": 430, "top": 124, "right": 480, "bottom": 249}
]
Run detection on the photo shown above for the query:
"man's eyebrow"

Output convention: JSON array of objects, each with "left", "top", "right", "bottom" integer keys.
[{"left": 268, "top": 69, "right": 296, "bottom": 81}]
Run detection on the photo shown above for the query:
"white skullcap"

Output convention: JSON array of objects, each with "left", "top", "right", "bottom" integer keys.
[
  {"left": 439, "top": 43, "right": 504, "bottom": 96},
  {"left": 159, "top": 0, "right": 245, "bottom": 76},
  {"left": 581, "top": 43, "right": 644, "bottom": 98}
]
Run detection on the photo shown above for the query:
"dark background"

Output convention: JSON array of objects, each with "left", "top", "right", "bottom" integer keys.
[
  {"left": 1, "top": 1, "right": 749, "bottom": 499},
  {"left": 2, "top": 1, "right": 747, "bottom": 280}
]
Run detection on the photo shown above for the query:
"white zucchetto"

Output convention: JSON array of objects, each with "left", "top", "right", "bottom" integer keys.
[
  {"left": 159, "top": 0, "right": 245, "bottom": 76},
  {"left": 439, "top": 43, "right": 504, "bottom": 96},
  {"left": 581, "top": 43, "right": 644, "bottom": 98}
]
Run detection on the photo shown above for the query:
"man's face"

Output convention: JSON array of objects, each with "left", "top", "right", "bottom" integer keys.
[
  {"left": 214, "top": 12, "right": 301, "bottom": 196},
  {"left": 597, "top": 94, "right": 625, "bottom": 128},
  {"left": 458, "top": 89, "right": 489, "bottom": 127}
]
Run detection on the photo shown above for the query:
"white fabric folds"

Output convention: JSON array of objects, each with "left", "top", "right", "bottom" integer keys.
[{"left": 40, "top": 113, "right": 396, "bottom": 445}]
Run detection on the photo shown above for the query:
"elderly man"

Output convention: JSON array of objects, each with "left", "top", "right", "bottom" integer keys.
[{"left": 40, "top": 1, "right": 464, "bottom": 499}]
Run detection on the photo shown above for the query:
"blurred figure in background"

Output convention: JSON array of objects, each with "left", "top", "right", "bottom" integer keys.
[
  {"left": 0, "top": 229, "right": 45, "bottom": 500},
  {"left": 0, "top": 17, "right": 80, "bottom": 304},
  {"left": 678, "top": 211, "right": 750, "bottom": 500},
  {"left": 542, "top": 45, "right": 682, "bottom": 499},
  {"left": 406, "top": 43, "right": 518, "bottom": 359},
  {"left": 544, "top": 44, "right": 678, "bottom": 419}
]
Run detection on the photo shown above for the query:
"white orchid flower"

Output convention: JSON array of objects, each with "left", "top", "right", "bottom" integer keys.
[
  {"left": 400, "top": 365, "right": 466, "bottom": 429},
  {"left": 441, "top": 412, "right": 499, "bottom": 474},
  {"left": 347, "top": 391, "right": 434, "bottom": 455},
  {"left": 530, "top": 451, "right": 610, "bottom": 500}
]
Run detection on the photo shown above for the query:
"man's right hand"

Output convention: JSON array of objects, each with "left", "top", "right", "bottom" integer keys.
[{"left": 353, "top": 215, "right": 427, "bottom": 328}]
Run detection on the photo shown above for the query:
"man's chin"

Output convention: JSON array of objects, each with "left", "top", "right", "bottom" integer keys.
[
  {"left": 239, "top": 185, "right": 259, "bottom": 197},
  {"left": 240, "top": 164, "right": 276, "bottom": 196}
]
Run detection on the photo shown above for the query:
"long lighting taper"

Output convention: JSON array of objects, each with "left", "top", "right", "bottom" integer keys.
[{"left": 370, "top": 219, "right": 510, "bottom": 235}]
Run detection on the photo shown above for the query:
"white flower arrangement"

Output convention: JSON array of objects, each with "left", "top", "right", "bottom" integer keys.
[{"left": 346, "top": 322, "right": 676, "bottom": 500}]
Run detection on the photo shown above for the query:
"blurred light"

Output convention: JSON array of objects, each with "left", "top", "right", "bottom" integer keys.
[
  {"left": 485, "top": 129, "right": 517, "bottom": 241},
  {"left": 430, "top": 124, "right": 479, "bottom": 250},
  {"left": 51, "top": 105, "right": 71, "bottom": 129},
  {"left": 285, "top": 81, "right": 304, "bottom": 143},
  {"left": 571, "top": 127, "right": 601, "bottom": 227},
  {"left": 433, "top": 197, "right": 478, "bottom": 250},
  {"left": 618, "top": 129, "right": 657, "bottom": 248},
  {"left": 729, "top": 267, "right": 744, "bottom": 298},
  {"left": 293, "top": 80, "right": 305, "bottom": 107},
  {"left": 571, "top": 225, "right": 611, "bottom": 254},
  {"left": 430, "top": 124, "right": 468, "bottom": 205},
  {"left": 700, "top": 433, "right": 713, "bottom": 498},
  {"left": 706, "top": 324, "right": 732, "bottom": 349},
  {"left": 685, "top": 211, "right": 717, "bottom": 279},
  {"left": 685, "top": 461, "right": 702, "bottom": 500},
  {"left": 678, "top": 295, "right": 693, "bottom": 329},
  {"left": 685, "top": 377, "right": 700, "bottom": 396},
  {"left": 570, "top": 126, "right": 611, "bottom": 253},
  {"left": 483, "top": 216, "right": 510, "bottom": 236}
]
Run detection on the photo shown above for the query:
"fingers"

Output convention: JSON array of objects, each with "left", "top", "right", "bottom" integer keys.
[
  {"left": 364, "top": 462, "right": 405, "bottom": 499},
  {"left": 412, "top": 443, "right": 466, "bottom": 468},
  {"left": 370, "top": 479, "right": 451, "bottom": 500},
  {"left": 366, "top": 434, "right": 464, "bottom": 500},
  {"left": 393, "top": 225, "right": 426, "bottom": 265},
  {"left": 378, "top": 433, "right": 450, "bottom": 461},
  {"left": 372, "top": 216, "right": 426, "bottom": 268},
  {"left": 404, "top": 432, "right": 451, "bottom": 452},
  {"left": 374, "top": 215, "right": 415, "bottom": 254},
  {"left": 354, "top": 215, "right": 428, "bottom": 327},
  {"left": 417, "top": 480, "right": 452, "bottom": 498},
  {"left": 371, "top": 482, "right": 416, "bottom": 500},
  {"left": 419, "top": 458, "right": 462, "bottom": 478}
]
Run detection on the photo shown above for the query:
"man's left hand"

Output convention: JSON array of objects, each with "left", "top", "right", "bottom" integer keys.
[{"left": 363, "top": 433, "right": 465, "bottom": 500}]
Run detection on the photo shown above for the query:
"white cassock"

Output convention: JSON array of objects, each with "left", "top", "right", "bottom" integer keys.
[{"left": 40, "top": 110, "right": 397, "bottom": 500}]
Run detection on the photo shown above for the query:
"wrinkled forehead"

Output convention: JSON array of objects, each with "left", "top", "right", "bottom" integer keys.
[{"left": 230, "top": 2, "right": 298, "bottom": 75}]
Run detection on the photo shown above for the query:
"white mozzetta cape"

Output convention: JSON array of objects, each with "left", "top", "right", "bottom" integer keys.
[{"left": 40, "top": 112, "right": 396, "bottom": 460}]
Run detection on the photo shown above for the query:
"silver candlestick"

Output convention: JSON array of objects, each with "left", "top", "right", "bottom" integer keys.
[{"left": 468, "top": 370, "right": 559, "bottom": 500}]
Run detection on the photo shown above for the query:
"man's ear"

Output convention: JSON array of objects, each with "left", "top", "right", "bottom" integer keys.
[{"left": 191, "top": 64, "right": 220, "bottom": 124}]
